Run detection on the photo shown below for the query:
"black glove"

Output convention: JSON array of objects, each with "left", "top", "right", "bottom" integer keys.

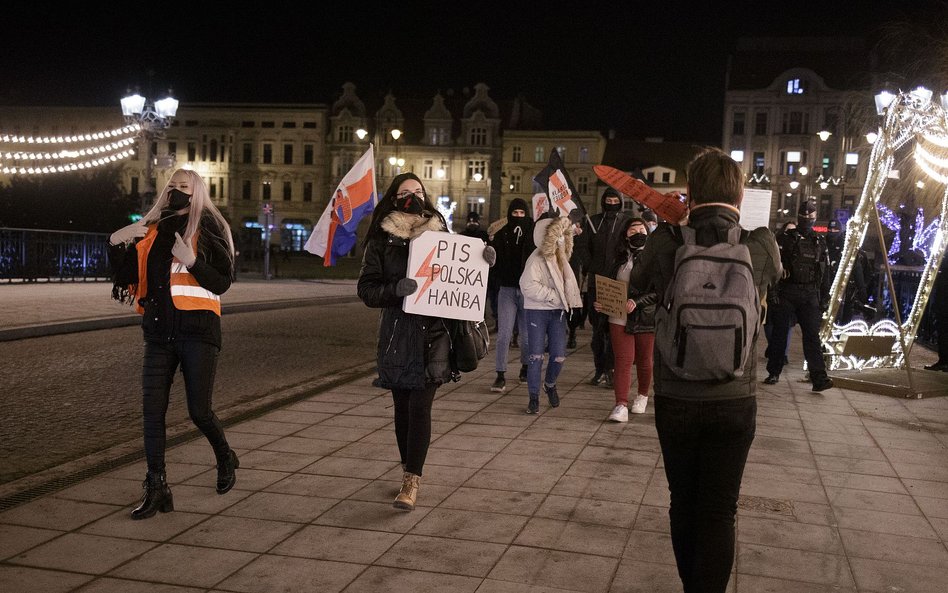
[{"left": 395, "top": 278, "right": 418, "bottom": 297}]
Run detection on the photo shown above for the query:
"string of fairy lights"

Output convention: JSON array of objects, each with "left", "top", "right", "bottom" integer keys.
[{"left": 0, "top": 123, "right": 141, "bottom": 175}]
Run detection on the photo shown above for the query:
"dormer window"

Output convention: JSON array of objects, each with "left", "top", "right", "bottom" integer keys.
[{"left": 786, "top": 78, "right": 805, "bottom": 95}]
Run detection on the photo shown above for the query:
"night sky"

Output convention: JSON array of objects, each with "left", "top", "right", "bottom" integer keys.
[{"left": 2, "top": 1, "right": 940, "bottom": 144}]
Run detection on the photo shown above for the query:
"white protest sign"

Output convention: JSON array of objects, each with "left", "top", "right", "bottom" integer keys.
[
  {"left": 402, "top": 231, "right": 489, "bottom": 321},
  {"left": 531, "top": 192, "right": 549, "bottom": 221},
  {"left": 739, "top": 188, "right": 774, "bottom": 230}
]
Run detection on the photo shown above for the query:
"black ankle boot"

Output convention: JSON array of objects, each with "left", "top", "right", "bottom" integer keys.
[
  {"left": 216, "top": 449, "right": 239, "bottom": 494},
  {"left": 131, "top": 471, "right": 173, "bottom": 520}
]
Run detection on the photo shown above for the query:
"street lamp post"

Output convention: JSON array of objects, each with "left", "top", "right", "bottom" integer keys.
[{"left": 120, "top": 90, "right": 178, "bottom": 212}]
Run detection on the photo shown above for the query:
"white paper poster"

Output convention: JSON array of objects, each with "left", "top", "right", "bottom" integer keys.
[
  {"left": 740, "top": 188, "right": 774, "bottom": 230},
  {"left": 402, "top": 231, "right": 489, "bottom": 321}
]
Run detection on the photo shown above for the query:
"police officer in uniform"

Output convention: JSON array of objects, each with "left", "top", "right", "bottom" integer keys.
[{"left": 764, "top": 201, "right": 834, "bottom": 391}]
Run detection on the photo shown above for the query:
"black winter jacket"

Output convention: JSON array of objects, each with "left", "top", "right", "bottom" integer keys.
[
  {"left": 109, "top": 212, "right": 233, "bottom": 349},
  {"left": 357, "top": 211, "right": 455, "bottom": 390},
  {"left": 606, "top": 244, "right": 657, "bottom": 334}
]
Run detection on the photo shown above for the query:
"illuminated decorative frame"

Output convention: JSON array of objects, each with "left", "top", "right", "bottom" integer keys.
[{"left": 820, "top": 90, "right": 948, "bottom": 370}]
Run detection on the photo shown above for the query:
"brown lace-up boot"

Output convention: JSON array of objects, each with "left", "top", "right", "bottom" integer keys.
[{"left": 393, "top": 472, "right": 420, "bottom": 511}]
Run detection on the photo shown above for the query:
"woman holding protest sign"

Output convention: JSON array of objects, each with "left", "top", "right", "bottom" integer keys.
[{"left": 358, "top": 172, "right": 495, "bottom": 510}]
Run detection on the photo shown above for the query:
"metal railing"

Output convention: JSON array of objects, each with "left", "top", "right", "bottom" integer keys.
[{"left": 0, "top": 228, "right": 111, "bottom": 282}]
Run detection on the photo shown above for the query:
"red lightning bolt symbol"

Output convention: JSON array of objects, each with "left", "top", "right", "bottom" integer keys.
[{"left": 412, "top": 246, "right": 438, "bottom": 304}]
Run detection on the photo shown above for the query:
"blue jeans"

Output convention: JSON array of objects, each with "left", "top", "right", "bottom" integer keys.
[
  {"left": 654, "top": 395, "right": 756, "bottom": 593},
  {"left": 495, "top": 286, "right": 528, "bottom": 372},
  {"left": 525, "top": 309, "right": 568, "bottom": 399}
]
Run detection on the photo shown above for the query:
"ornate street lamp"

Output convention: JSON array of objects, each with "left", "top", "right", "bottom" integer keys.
[{"left": 121, "top": 90, "right": 178, "bottom": 211}]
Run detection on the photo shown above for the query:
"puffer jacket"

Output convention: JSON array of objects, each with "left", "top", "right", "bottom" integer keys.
[
  {"left": 357, "top": 211, "right": 455, "bottom": 389},
  {"left": 628, "top": 206, "right": 781, "bottom": 400},
  {"left": 520, "top": 217, "right": 583, "bottom": 312}
]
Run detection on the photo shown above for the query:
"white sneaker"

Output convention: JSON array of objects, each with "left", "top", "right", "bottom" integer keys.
[
  {"left": 630, "top": 394, "right": 649, "bottom": 414},
  {"left": 607, "top": 404, "right": 628, "bottom": 423}
]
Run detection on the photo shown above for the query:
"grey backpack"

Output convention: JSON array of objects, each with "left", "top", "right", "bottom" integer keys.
[{"left": 655, "top": 225, "right": 760, "bottom": 381}]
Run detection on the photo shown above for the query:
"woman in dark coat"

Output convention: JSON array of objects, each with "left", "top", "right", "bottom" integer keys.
[
  {"left": 594, "top": 217, "right": 657, "bottom": 422},
  {"left": 358, "top": 172, "right": 494, "bottom": 510}
]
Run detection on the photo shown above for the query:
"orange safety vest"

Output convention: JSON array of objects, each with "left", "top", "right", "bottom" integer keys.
[{"left": 131, "top": 225, "right": 222, "bottom": 316}]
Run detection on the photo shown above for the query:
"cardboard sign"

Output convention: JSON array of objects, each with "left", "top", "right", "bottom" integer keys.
[
  {"left": 595, "top": 274, "right": 627, "bottom": 320},
  {"left": 402, "top": 231, "right": 489, "bottom": 322}
]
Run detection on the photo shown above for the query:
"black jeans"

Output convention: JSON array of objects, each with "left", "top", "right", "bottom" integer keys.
[
  {"left": 142, "top": 340, "right": 229, "bottom": 474},
  {"left": 655, "top": 395, "right": 756, "bottom": 593},
  {"left": 766, "top": 289, "right": 827, "bottom": 381},
  {"left": 392, "top": 384, "right": 438, "bottom": 476}
]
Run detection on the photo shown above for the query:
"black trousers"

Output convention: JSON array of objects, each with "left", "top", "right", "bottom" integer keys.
[
  {"left": 655, "top": 396, "right": 756, "bottom": 593},
  {"left": 142, "top": 340, "right": 229, "bottom": 474},
  {"left": 392, "top": 384, "right": 438, "bottom": 476},
  {"left": 766, "top": 289, "right": 828, "bottom": 381}
]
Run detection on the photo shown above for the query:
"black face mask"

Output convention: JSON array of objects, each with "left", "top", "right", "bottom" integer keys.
[
  {"left": 511, "top": 215, "right": 527, "bottom": 227},
  {"left": 628, "top": 233, "right": 647, "bottom": 249},
  {"left": 394, "top": 195, "right": 424, "bottom": 215},
  {"left": 168, "top": 188, "right": 192, "bottom": 210},
  {"left": 603, "top": 202, "right": 621, "bottom": 213},
  {"left": 797, "top": 217, "right": 814, "bottom": 231}
]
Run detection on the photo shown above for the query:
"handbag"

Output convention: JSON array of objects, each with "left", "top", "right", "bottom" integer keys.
[{"left": 452, "top": 319, "right": 490, "bottom": 373}]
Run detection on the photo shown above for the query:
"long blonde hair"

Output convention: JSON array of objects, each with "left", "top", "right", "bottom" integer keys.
[{"left": 141, "top": 169, "right": 235, "bottom": 266}]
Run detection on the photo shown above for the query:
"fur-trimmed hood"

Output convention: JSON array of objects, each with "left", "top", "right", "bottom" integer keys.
[
  {"left": 381, "top": 211, "right": 445, "bottom": 240},
  {"left": 535, "top": 216, "right": 574, "bottom": 260}
]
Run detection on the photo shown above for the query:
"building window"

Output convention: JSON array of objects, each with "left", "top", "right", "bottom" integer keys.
[
  {"left": 534, "top": 146, "right": 544, "bottom": 162},
  {"left": 467, "top": 160, "right": 486, "bottom": 179},
  {"left": 209, "top": 180, "right": 217, "bottom": 198},
  {"left": 646, "top": 172, "right": 655, "bottom": 183},
  {"left": 556, "top": 146, "right": 567, "bottom": 161},
  {"left": 423, "top": 160, "right": 433, "bottom": 178},
  {"left": 470, "top": 127, "right": 487, "bottom": 146},
  {"left": 579, "top": 147, "right": 589, "bottom": 163},
  {"left": 303, "top": 121, "right": 317, "bottom": 129},
  {"left": 781, "top": 111, "right": 809, "bottom": 135},
  {"left": 786, "top": 78, "right": 805, "bottom": 95},
  {"left": 209, "top": 140, "right": 218, "bottom": 162},
  {"left": 282, "top": 121, "right": 296, "bottom": 128},
  {"left": 263, "top": 144, "right": 272, "bottom": 164},
  {"left": 440, "top": 160, "right": 450, "bottom": 179},
  {"left": 303, "top": 182, "right": 313, "bottom": 202},
  {"left": 241, "top": 121, "right": 255, "bottom": 128},
  {"left": 262, "top": 182, "right": 271, "bottom": 201},
  {"left": 283, "top": 144, "right": 293, "bottom": 165},
  {"left": 512, "top": 145, "right": 522, "bottom": 162},
  {"left": 168, "top": 142, "right": 177, "bottom": 157},
  {"left": 662, "top": 172, "right": 671, "bottom": 183},
  {"left": 753, "top": 152, "right": 765, "bottom": 175},
  {"left": 261, "top": 121, "right": 275, "bottom": 128},
  {"left": 219, "top": 177, "right": 225, "bottom": 199},
  {"left": 577, "top": 175, "right": 588, "bottom": 195},
  {"left": 304, "top": 144, "right": 314, "bottom": 165},
  {"left": 242, "top": 180, "right": 251, "bottom": 200},
  {"left": 185, "top": 120, "right": 198, "bottom": 127},
  {"left": 510, "top": 174, "right": 522, "bottom": 192},
  {"left": 819, "top": 195, "right": 832, "bottom": 220},
  {"left": 754, "top": 112, "right": 767, "bottom": 135},
  {"left": 242, "top": 143, "right": 252, "bottom": 164},
  {"left": 283, "top": 181, "right": 292, "bottom": 201},
  {"left": 187, "top": 142, "right": 196, "bottom": 162},
  {"left": 732, "top": 112, "right": 746, "bottom": 136},
  {"left": 337, "top": 154, "right": 354, "bottom": 178},
  {"left": 467, "top": 196, "right": 484, "bottom": 216},
  {"left": 337, "top": 125, "right": 353, "bottom": 143},
  {"left": 822, "top": 154, "right": 833, "bottom": 176}
]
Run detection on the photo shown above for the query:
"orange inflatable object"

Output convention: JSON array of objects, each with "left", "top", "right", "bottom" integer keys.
[{"left": 594, "top": 165, "right": 688, "bottom": 223}]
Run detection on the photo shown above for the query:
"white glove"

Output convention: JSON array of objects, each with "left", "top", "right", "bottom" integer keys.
[
  {"left": 172, "top": 232, "right": 197, "bottom": 268},
  {"left": 109, "top": 221, "right": 147, "bottom": 246}
]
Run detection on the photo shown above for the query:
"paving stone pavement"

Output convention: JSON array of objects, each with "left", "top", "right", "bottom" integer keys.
[{"left": 1, "top": 280, "right": 947, "bottom": 593}]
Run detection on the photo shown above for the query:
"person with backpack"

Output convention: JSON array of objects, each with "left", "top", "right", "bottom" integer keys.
[
  {"left": 763, "top": 200, "right": 834, "bottom": 391},
  {"left": 628, "top": 148, "right": 781, "bottom": 593}
]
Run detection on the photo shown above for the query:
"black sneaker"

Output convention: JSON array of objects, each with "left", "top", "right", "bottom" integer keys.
[
  {"left": 763, "top": 374, "right": 779, "bottom": 385},
  {"left": 491, "top": 374, "right": 506, "bottom": 393},
  {"left": 812, "top": 377, "right": 834, "bottom": 392},
  {"left": 567, "top": 335, "right": 577, "bottom": 349},
  {"left": 601, "top": 371, "right": 613, "bottom": 389},
  {"left": 518, "top": 365, "right": 528, "bottom": 383},
  {"left": 544, "top": 384, "right": 560, "bottom": 408},
  {"left": 526, "top": 399, "right": 539, "bottom": 414},
  {"left": 589, "top": 372, "right": 603, "bottom": 386}
]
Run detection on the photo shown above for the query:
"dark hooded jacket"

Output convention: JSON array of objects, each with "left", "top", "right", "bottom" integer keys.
[
  {"left": 357, "top": 210, "right": 454, "bottom": 389},
  {"left": 489, "top": 198, "right": 534, "bottom": 288},
  {"left": 586, "top": 188, "right": 631, "bottom": 279},
  {"left": 606, "top": 220, "right": 657, "bottom": 334}
]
